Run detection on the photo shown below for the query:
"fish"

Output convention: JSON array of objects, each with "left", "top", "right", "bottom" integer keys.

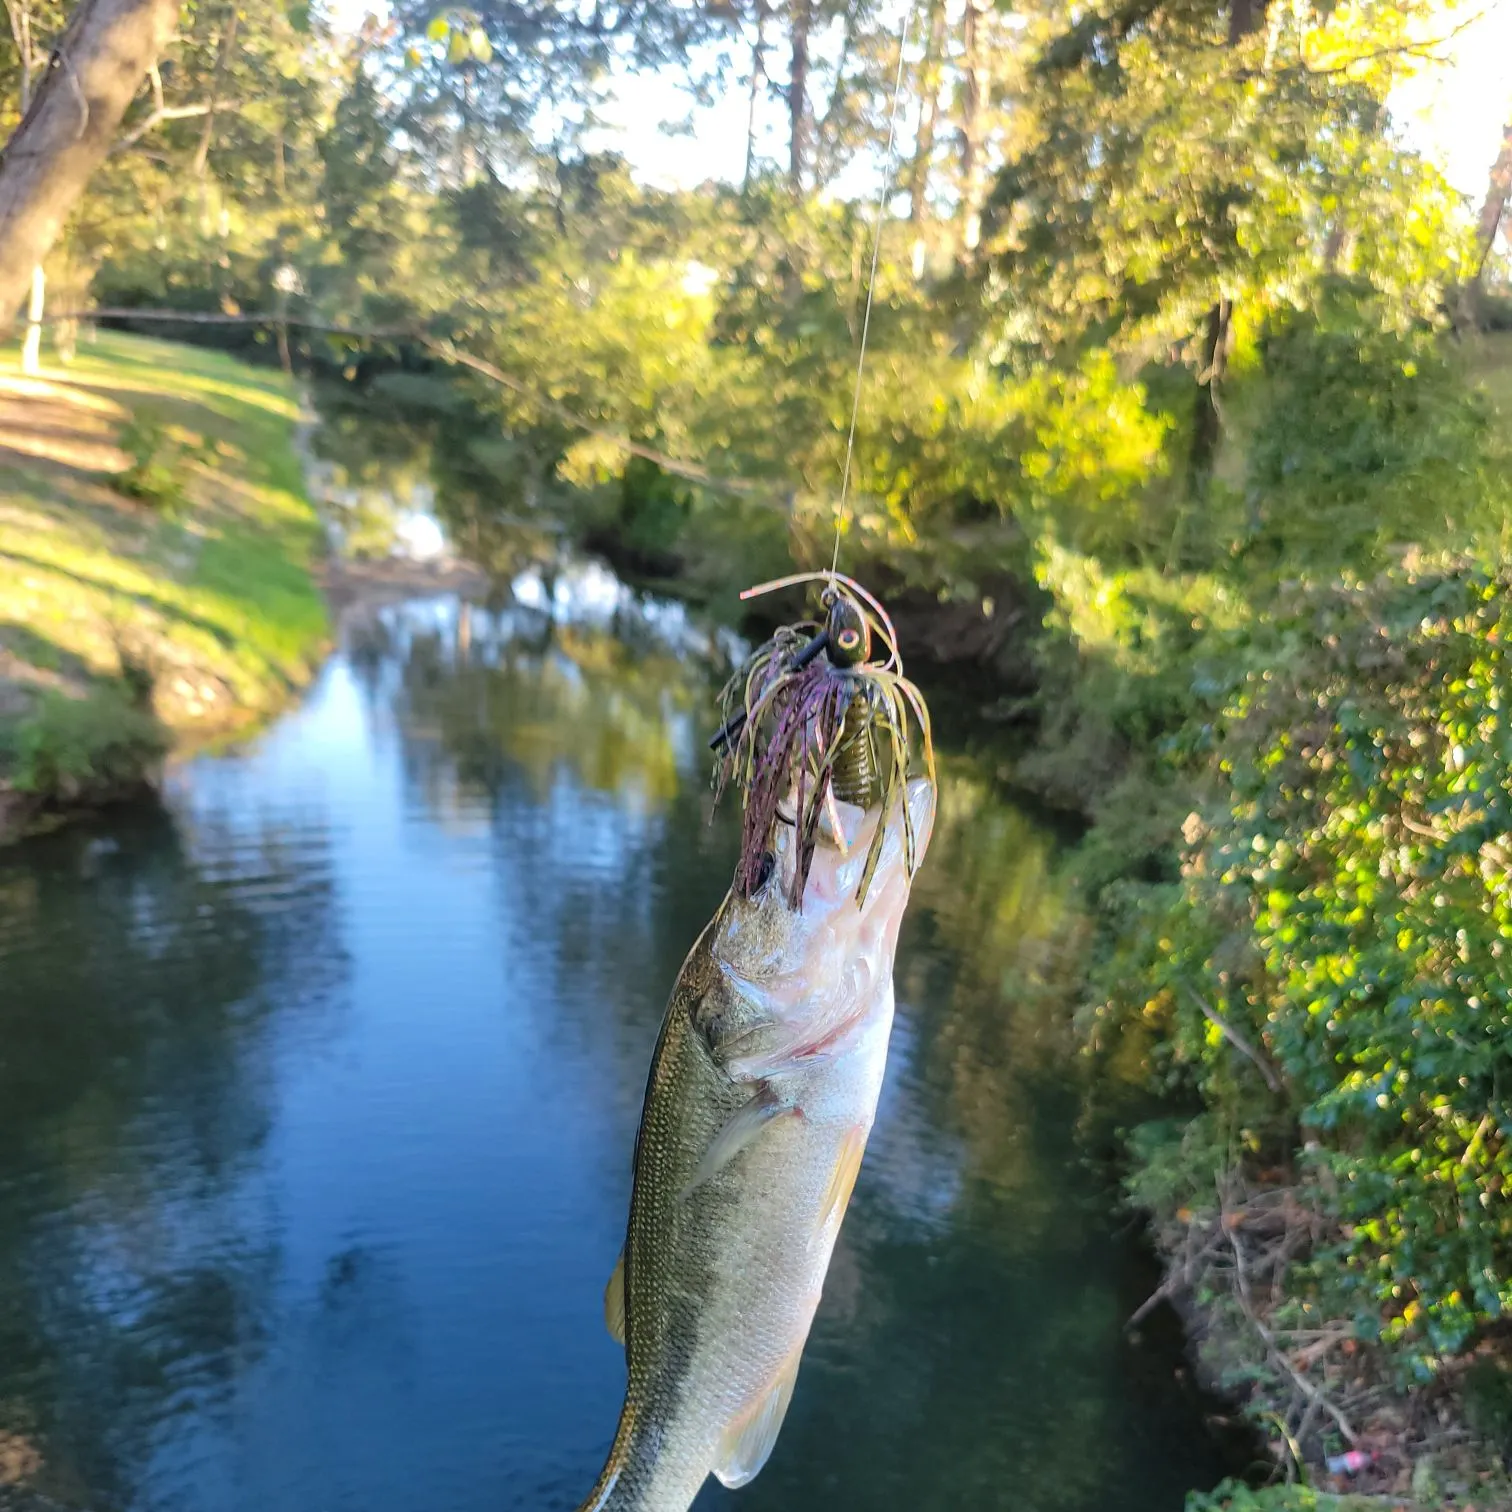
[{"left": 576, "top": 774, "right": 935, "bottom": 1512}]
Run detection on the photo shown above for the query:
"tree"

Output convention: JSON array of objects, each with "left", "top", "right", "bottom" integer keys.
[
  {"left": 0, "top": 0, "right": 180, "bottom": 318},
  {"left": 784, "top": 0, "right": 811, "bottom": 188},
  {"left": 4, "top": 0, "right": 50, "bottom": 367},
  {"left": 385, "top": 1, "right": 731, "bottom": 187},
  {"left": 985, "top": 0, "right": 1472, "bottom": 463},
  {"left": 907, "top": 0, "right": 945, "bottom": 241},
  {"left": 1188, "top": 0, "right": 1268, "bottom": 490},
  {"left": 1476, "top": 114, "right": 1512, "bottom": 280},
  {"left": 956, "top": 0, "right": 989, "bottom": 252},
  {"left": 741, "top": 0, "right": 767, "bottom": 190},
  {"left": 728, "top": 0, "right": 900, "bottom": 198}
]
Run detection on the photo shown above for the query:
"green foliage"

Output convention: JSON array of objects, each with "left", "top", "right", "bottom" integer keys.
[
  {"left": 1112, "top": 565, "right": 1512, "bottom": 1367},
  {"left": 115, "top": 417, "right": 192, "bottom": 514},
  {"left": 1124, "top": 1114, "right": 1233, "bottom": 1216},
  {"left": 1478, "top": 292, "right": 1512, "bottom": 334},
  {"left": 1237, "top": 298, "right": 1508, "bottom": 570},
  {"left": 1186, "top": 1482, "right": 1381, "bottom": 1512},
  {"left": 1463, "top": 1357, "right": 1512, "bottom": 1460},
  {"left": 991, "top": 2, "right": 1473, "bottom": 366},
  {"left": 6, "top": 689, "right": 167, "bottom": 804}
]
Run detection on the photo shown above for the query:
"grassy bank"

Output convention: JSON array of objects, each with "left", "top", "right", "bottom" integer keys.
[{"left": 0, "top": 332, "right": 328, "bottom": 840}]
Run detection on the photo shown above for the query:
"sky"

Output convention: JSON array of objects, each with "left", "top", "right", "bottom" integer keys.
[
  {"left": 1392, "top": 1, "right": 1512, "bottom": 202},
  {"left": 331, "top": 1, "right": 1512, "bottom": 206},
  {"left": 594, "top": 3, "right": 1512, "bottom": 207}
]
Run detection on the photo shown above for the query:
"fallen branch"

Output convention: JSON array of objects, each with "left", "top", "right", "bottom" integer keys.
[
  {"left": 1221, "top": 1180, "right": 1358, "bottom": 1447},
  {"left": 1127, "top": 1212, "right": 1229, "bottom": 1328},
  {"left": 1184, "top": 986, "right": 1286, "bottom": 1095},
  {"left": 1128, "top": 1279, "right": 1174, "bottom": 1327}
]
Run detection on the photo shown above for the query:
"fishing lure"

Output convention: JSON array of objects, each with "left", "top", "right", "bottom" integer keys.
[{"left": 711, "top": 570, "right": 935, "bottom": 910}]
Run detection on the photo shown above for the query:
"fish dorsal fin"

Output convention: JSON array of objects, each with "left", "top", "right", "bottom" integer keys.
[
  {"left": 712, "top": 1347, "right": 803, "bottom": 1489},
  {"left": 679, "top": 1088, "right": 788, "bottom": 1200},
  {"left": 604, "top": 1250, "right": 626, "bottom": 1346}
]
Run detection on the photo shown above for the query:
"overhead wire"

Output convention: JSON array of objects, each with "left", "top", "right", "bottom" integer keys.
[{"left": 831, "top": 1, "right": 916, "bottom": 575}]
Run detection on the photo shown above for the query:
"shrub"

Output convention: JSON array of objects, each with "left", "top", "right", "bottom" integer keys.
[
  {"left": 115, "top": 417, "right": 192, "bottom": 514},
  {"left": 7, "top": 689, "right": 167, "bottom": 804},
  {"left": 1186, "top": 1483, "right": 1380, "bottom": 1512},
  {"left": 1114, "top": 565, "right": 1512, "bottom": 1368},
  {"left": 1239, "top": 299, "right": 1508, "bottom": 571}
]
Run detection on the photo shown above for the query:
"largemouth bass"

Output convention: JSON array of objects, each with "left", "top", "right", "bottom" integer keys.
[{"left": 577, "top": 776, "right": 934, "bottom": 1512}]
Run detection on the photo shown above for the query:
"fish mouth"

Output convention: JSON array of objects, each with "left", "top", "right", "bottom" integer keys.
[
  {"left": 715, "top": 776, "right": 934, "bottom": 1070},
  {"left": 802, "top": 777, "right": 935, "bottom": 912}
]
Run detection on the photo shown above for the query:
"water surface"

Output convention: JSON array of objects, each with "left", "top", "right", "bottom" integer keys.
[{"left": 0, "top": 583, "right": 1238, "bottom": 1512}]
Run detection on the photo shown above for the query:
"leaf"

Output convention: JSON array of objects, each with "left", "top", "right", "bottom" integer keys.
[
  {"left": 425, "top": 14, "right": 448, "bottom": 42},
  {"left": 469, "top": 27, "right": 492, "bottom": 62}
]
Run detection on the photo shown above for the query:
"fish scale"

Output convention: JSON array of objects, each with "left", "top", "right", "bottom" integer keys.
[{"left": 576, "top": 778, "right": 934, "bottom": 1512}]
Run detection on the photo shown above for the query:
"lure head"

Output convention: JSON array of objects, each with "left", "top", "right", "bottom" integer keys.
[{"left": 825, "top": 593, "right": 870, "bottom": 669}]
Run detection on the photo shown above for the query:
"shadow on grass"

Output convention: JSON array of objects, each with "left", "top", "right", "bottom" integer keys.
[
  {"left": 0, "top": 547, "right": 302, "bottom": 694},
  {"left": 0, "top": 621, "right": 104, "bottom": 694}
]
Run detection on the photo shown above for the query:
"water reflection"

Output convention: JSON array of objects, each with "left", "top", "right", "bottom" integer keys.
[
  {"left": 0, "top": 591, "right": 1235, "bottom": 1512},
  {"left": 0, "top": 806, "right": 342, "bottom": 1511}
]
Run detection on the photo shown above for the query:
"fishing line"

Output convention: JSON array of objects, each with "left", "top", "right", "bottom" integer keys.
[{"left": 832, "top": 0, "right": 916, "bottom": 576}]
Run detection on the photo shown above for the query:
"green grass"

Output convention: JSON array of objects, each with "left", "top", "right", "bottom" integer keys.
[
  {"left": 0, "top": 331, "right": 329, "bottom": 829},
  {"left": 1463, "top": 330, "right": 1512, "bottom": 420}
]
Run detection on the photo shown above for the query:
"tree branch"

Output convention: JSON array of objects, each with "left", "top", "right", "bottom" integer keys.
[
  {"left": 1300, "top": 7, "right": 1497, "bottom": 77},
  {"left": 191, "top": 4, "right": 238, "bottom": 177},
  {"left": 112, "top": 100, "right": 237, "bottom": 153},
  {"left": 41, "top": 305, "right": 774, "bottom": 500},
  {"left": 1222, "top": 1181, "right": 1359, "bottom": 1447},
  {"left": 1184, "top": 986, "right": 1286, "bottom": 1095}
]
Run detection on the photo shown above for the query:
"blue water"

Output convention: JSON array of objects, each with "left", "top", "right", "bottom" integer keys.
[{"left": 0, "top": 592, "right": 1239, "bottom": 1512}]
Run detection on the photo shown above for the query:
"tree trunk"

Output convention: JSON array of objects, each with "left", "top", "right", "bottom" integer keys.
[
  {"left": 1228, "top": 0, "right": 1264, "bottom": 44},
  {"left": 958, "top": 0, "right": 989, "bottom": 253},
  {"left": 742, "top": 0, "right": 767, "bottom": 192},
  {"left": 459, "top": 66, "right": 478, "bottom": 185},
  {"left": 786, "top": 0, "right": 811, "bottom": 193},
  {"left": 1476, "top": 117, "right": 1512, "bottom": 280},
  {"left": 909, "top": 0, "right": 947, "bottom": 278},
  {"left": 0, "top": 0, "right": 181, "bottom": 320},
  {"left": 1189, "top": 0, "right": 1268, "bottom": 487},
  {"left": 21, "top": 263, "right": 44, "bottom": 373},
  {"left": 191, "top": 4, "right": 238, "bottom": 178},
  {"left": 1188, "top": 297, "right": 1230, "bottom": 495},
  {"left": 909, "top": 0, "right": 945, "bottom": 225}
]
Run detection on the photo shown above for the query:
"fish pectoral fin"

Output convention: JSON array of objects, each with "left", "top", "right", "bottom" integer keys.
[
  {"left": 679, "top": 1087, "right": 792, "bottom": 1199},
  {"left": 603, "top": 1249, "right": 626, "bottom": 1347},
  {"left": 712, "top": 1346, "right": 803, "bottom": 1489},
  {"left": 819, "top": 1124, "right": 870, "bottom": 1237}
]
